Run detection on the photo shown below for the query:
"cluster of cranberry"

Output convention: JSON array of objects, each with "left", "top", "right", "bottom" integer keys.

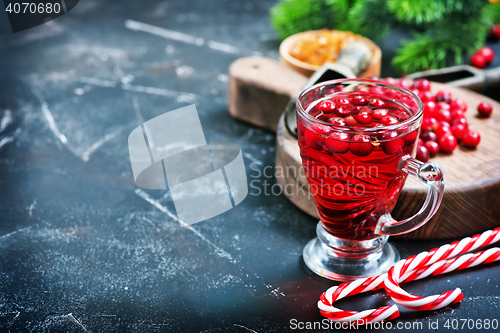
[
  {"left": 491, "top": 24, "right": 500, "bottom": 41},
  {"left": 310, "top": 93, "right": 415, "bottom": 157},
  {"left": 470, "top": 46, "right": 495, "bottom": 69},
  {"left": 391, "top": 78, "right": 492, "bottom": 163},
  {"left": 469, "top": 23, "right": 500, "bottom": 68}
]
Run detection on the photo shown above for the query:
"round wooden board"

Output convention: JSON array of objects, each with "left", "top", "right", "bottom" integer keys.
[
  {"left": 393, "top": 83, "right": 500, "bottom": 239},
  {"left": 275, "top": 83, "right": 500, "bottom": 240}
]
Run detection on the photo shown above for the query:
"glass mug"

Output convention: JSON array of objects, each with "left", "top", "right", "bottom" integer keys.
[{"left": 297, "top": 79, "right": 444, "bottom": 281}]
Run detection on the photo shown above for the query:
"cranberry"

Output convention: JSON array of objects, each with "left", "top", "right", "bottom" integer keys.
[
  {"left": 333, "top": 85, "right": 345, "bottom": 92},
  {"left": 380, "top": 115, "right": 398, "bottom": 126},
  {"left": 384, "top": 77, "right": 398, "bottom": 85},
  {"left": 490, "top": 24, "right": 500, "bottom": 41},
  {"left": 450, "top": 99, "right": 467, "bottom": 112},
  {"left": 421, "top": 131, "right": 438, "bottom": 142},
  {"left": 352, "top": 95, "right": 368, "bottom": 105},
  {"left": 318, "top": 100, "right": 336, "bottom": 113},
  {"left": 311, "top": 125, "right": 332, "bottom": 136},
  {"left": 352, "top": 106, "right": 367, "bottom": 114},
  {"left": 478, "top": 47, "right": 495, "bottom": 65},
  {"left": 328, "top": 117, "right": 346, "bottom": 126},
  {"left": 470, "top": 53, "right": 486, "bottom": 68},
  {"left": 438, "top": 120, "right": 450, "bottom": 128},
  {"left": 345, "top": 115, "right": 357, "bottom": 126},
  {"left": 368, "top": 98, "right": 386, "bottom": 108},
  {"left": 438, "top": 102, "right": 451, "bottom": 111},
  {"left": 304, "top": 131, "right": 324, "bottom": 150},
  {"left": 410, "top": 88, "right": 420, "bottom": 96},
  {"left": 382, "top": 131, "right": 405, "bottom": 155},
  {"left": 439, "top": 134, "right": 457, "bottom": 154},
  {"left": 326, "top": 132, "right": 351, "bottom": 154},
  {"left": 355, "top": 112, "right": 373, "bottom": 124},
  {"left": 416, "top": 145, "right": 430, "bottom": 162},
  {"left": 436, "top": 109, "right": 452, "bottom": 123},
  {"left": 350, "top": 135, "right": 373, "bottom": 156},
  {"left": 419, "top": 91, "right": 435, "bottom": 102},
  {"left": 423, "top": 101, "right": 438, "bottom": 118},
  {"left": 436, "top": 90, "right": 452, "bottom": 104},
  {"left": 422, "top": 117, "right": 438, "bottom": 132},
  {"left": 398, "top": 79, "right": 412, "bottom": 89},
  {"left": 369, "top": 86, "right": 384, "bottom": 94},
  {"left": 393, "top": 110, "right": 410, "bottom": 121},
  {"left": 335, "top": 106, "right": 353, "bottom": 117},
  {"left": 461, "top": 129, "right": 481, "bottom": 148},
  {"left": 425, "top": 140, "right": 440, "bottom": 157},
  {"left": 435, "top": 123, "right": 451, "bottom": 138},
  {"left": 452, "top": 117, "right": 469, "bottom": 128},
  {"left": 418, "top": 138, "right": 424, "bottom": 146},
  {"left": 413, "top": 79, "right": 431, "bottom": 92},
  {"left": 451, "top": 123, "right": 467, "bottom": 140},
  {"left": 372, "top": 108, "right": 389, "bottom": 120},
  {"left": 335, "top": 98, "right": 351, "bottom": 107},
  {"left": 404, "top": 130, "right": 418, "bottom": 144},
  {"left": 477, "top": 101, "right": 493, "bottom": 117},
  {"left": 450, "top": 110, "right": 466, "bottom": 120}
]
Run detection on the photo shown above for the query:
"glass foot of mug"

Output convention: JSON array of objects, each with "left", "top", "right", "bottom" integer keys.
[{"left": 303, "top": 223, "right": 400, "bottom": 281}]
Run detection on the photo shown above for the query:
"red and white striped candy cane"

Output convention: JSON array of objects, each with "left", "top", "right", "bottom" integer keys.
[
  {"left": 385, "top": 247, "right": 500, "bottom": 311},
  {"left": 396, "top": 227, "right": 500, "bottom": 271},
  {"left": 318, "top": 274, "right": 398, "bottom": 323},
  {"left": 318, "top": 227, "right": 500, "bottom": 323}
]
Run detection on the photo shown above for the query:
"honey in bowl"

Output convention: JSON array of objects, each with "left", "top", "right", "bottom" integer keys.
[{"left": 288, "top": 29, "right": 360, "bottom": 66}]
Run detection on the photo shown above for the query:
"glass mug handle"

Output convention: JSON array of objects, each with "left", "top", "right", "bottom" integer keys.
[{"left": 375, "top": 155, "right": 444, "bottom": 236}]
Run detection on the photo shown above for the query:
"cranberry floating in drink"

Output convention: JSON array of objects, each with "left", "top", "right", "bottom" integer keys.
[
  {"left": 297, "top": 79, "right": 445, "bottom": 281},
  {"left": 299, "top": 92, "right": 418, "bottom": 240}
]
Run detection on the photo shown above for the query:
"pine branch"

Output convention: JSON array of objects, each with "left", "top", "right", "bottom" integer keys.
[
  {"left": 386, "top": 0, "right": 448, "bottom": 25},
  {"left": 392, "top": 37, "right": 451, "bottom": 74},
  {"left": 269, "top": 0, "right": 494, "bottom": 74},
  {"left": 270, "top": 0, "right": 335, "bottom": 39},
  {"left": 326, "top": 0, "right": 356, "bottom": 14},
  {"left": 325, "top": 0, "right": 357, "bottom": 31},
  {"left": 428, "top": 7, "right": 493, "bottom": 54},
  {"left": 347, "top": 0, "right": 397, "bottom": 40},
  {"left": 449, "top": 0, "right": 490, "bottom": 15},
  {"left": 486, "top": 1, "right": 500, "bottom": 23},
  {"left": 392, "top": 8, "right": 493, "bottom": 73}
]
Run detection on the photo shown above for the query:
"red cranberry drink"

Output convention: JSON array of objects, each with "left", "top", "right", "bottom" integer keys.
[
  {"left": 297, "top": 79, "right": 445, "bottom": 281},
  {"left": 298, "top": 93, "right": 418, "bottom": 240}
]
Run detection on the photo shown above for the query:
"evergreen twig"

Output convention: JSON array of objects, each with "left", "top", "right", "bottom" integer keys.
[
  {"left": 347, "top": 0, "right": 396, "bottom": 40},
  {"left": 270, "top": 0, "right": 497, "bottom": 73},
  {"left": 393, "top": 8, "right": 493, "bottom": 73},
  {"left": 386, "top": 0, "right": 448, "bottom": 25},
  {"left": 487, "top": 1, "right": 500, "bottom": 23},
  {"left": 270, "top": 0, "right": 335, "bottom": 39}
]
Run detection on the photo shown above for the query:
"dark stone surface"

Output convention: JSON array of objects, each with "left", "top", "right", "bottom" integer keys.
[{"left": 0, "top": 1, "right": 498, "bottom": 332}]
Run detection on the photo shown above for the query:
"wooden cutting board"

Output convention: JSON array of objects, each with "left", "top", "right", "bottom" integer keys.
[
  {"left": 392, "top": 83, "right": 500, "bottom": 239},
  {"left": 275, "top": 83, "right": 500, "bottom": 240}
]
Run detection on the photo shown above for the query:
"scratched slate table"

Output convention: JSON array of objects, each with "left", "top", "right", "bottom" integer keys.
[{"left": 1, "top": 1, "right": 500, "bottom": 332}]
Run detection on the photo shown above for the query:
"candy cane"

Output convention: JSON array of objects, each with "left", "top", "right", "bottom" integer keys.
[
  {"left": 318, "top": 227, "right": 500, "bottom": 323},
  {"left": 318, "top": 274, "right": 398, "bottom": 323},
  {"left": 385, "top": 247, "right": 500, "bottom": 311}
]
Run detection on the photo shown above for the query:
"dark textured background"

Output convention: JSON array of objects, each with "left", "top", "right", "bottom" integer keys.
[{"left": 0, "top": 1, "right": 499, "bottom": 332}]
